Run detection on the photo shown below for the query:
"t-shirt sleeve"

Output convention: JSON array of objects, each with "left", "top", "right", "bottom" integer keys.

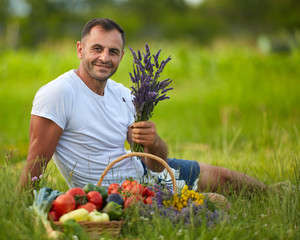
[{"left": 31, "top": 79, "right": 72, "bottom": 130}]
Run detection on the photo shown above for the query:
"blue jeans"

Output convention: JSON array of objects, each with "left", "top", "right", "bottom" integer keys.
[{"left": 142, "top": 158, "right": 200, "bottom": 190}]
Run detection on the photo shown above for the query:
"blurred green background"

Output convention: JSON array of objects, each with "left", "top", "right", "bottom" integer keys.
[
  {"left": 1, "top": 0, "right": 300, "bottom": 50},
  {"left": 0, "top": 3, "right": 299, "bottom": 240},
  {"left": 0, "top": 0, "right": 299, "bottom": 182}
]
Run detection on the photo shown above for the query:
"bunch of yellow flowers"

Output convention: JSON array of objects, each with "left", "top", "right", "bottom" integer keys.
[{"left": 163, "top": 185, "right": 205, "bottom": 211}]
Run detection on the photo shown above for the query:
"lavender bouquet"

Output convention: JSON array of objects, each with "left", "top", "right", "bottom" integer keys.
[{"left": 128, "top": 43, "right": 173, "bottom": 152}]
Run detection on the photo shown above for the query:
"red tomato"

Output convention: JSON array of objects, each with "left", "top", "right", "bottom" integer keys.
[
  {"left": 108, "top": 183, "right": 121, "bottom": 195},
  {"left": 142, "top": 187, "right": 155, "bottom": 197},
  {"left": 121, "top": 180, "right": 140, "bottom": 194},
  {"left": 110, "top": 189, "right": 121, "bottom": 195},
  {"left": 66, "top": 187, "right": 86, "bottom": 197},
  {"left": 77, "top": 202, "right": 97, "bottom": 212},
  {"left": 124, "top": 195, "right": 140, "bottom": 208},
  {"left": 87, "top": 191, "right": 103, "bottom": 210},
  {"left": 48, "top": 210, "right": 59, "bottom": 221},
  {"left": 148, "top": 190, "right": 155, "bottom": 197},
  {"left": 121, "top": 179, "right": 132, "bottom": 189},
  {"left": 66, "top": 188, "right": 87, "bottom": 207},
  {"left": 50, "top": 202, "right": 57, "bottom": 212},
  {"left": 53, "top": 194, "right": 76, "bottom": 216},
  {"left": 131, "top": 184, "right": 144, "bottom": 196},
  {"left": 123, "top": 184, "right": 132, "bottom": 192},
  {"left": 131, "top": 180, "right": 139, "bottom": 186},
  {"left": 142, "top": 187, "right": 150, "bottom": 197},
  {"left": 144, "top": 196, "right": 153, "bottom": 205}
]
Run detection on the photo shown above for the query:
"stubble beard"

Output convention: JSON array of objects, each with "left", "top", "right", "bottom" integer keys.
[
  {"left": 92, "top": 58, "right": 120, "bottom": 82},
  {"left": 84, "top": 61, "right": 115, "bottom": 83},
  {"left": 94, "top": 67, "right": 117, "bottom": 83}
]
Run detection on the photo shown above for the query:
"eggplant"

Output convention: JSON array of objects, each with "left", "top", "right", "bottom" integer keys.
[{"left": 106, "top": 193, "right": 124, "bottom": 206}]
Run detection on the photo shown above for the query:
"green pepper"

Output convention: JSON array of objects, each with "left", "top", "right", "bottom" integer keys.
[
  {"left": 94, "top": 186, "right": 108, "bottom": 200},
  {"left": 83, "top": 182, "right": 95, "bottom": 193},
  {"left": 88, "top": 210, "right": 110, "bottom": 222},
  {"left": 102, "top": 201, "right": 123, "bottom": 220},
  {"left": 62, "top": 219, "right": 89, "bottom": 240}
]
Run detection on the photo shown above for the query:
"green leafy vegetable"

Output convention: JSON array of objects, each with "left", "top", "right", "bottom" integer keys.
[{"left": 102, "top": 201, "right": 123, "bottom": 220}]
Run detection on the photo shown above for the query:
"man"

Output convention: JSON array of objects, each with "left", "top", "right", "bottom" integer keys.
[{"left": 19, "top": 18, "right": 267, "bottom": 201}]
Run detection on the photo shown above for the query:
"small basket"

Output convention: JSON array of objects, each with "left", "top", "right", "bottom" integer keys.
[{"left": 51, "top": 152, "right": 177, "bottom": 239}]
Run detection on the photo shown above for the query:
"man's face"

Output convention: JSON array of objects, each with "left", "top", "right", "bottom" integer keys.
[{"left": 77, "top": 26, "right": 124, "bottom": 82}]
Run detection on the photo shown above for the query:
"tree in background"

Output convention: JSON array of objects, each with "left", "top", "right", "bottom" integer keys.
[{"left": 0, "top": 0, "right": 299, "bottom": 49}]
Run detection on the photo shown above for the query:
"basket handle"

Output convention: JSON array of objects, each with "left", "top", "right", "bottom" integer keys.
[{"left": 97, "top": 152, "right": 177, "bottom": 193}]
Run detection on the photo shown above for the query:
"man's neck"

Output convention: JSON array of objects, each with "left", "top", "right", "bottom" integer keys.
[{"left": 75, "top": 68, "right": 107, "bottom": 96}]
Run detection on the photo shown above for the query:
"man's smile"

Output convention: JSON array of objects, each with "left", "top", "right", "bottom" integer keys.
[{"left": 95, "top": 63, "right": 112, "bottom": 69}]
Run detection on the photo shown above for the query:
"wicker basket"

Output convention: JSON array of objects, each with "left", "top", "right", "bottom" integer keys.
[
  {"left": 50, "top": 152, "right": 177, "bottom": 239},
  {"left": 53, "top": 220, "right": 124, "bottom": 238}
]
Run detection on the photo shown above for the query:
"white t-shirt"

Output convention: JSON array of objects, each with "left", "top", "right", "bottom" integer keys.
[{"left": 31, "top": 69, "right": 144, "bottom": 188}]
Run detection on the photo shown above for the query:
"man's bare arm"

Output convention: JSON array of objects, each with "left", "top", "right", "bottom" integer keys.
[
  {"left": 19, "top": 115, "right": 63, "bottom": 190},
  {"left": 127, "top": 121, "right": 168, "bottom": 172}
]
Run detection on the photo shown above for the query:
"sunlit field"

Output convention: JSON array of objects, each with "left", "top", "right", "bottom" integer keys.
[{"left": 0, "top": 41, "right": 299, "bottom": 239}]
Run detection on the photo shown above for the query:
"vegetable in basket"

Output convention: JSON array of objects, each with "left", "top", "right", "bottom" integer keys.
[
  {"left": 86, "top": 191, "right": 103, "bottom": 210},
  {"left": 108, "top": 183, "right": 121, "bottom": 194},
  {"left": 102, "top": 201, "right": 123, "bottom": 220},
  {"left": 66, "top": 187, "right": 86, "bottom": 197},
  {"left": 77, "top": 202, "right": 97, "bottom": 212},
  {"left": 31, "top": 187, "right": 62, "bottom": 214},
  {"left": 94, "top": 185, "right": 108, "bottom": 200},
  {"left": 88, "top": 210, "right": 110, "bottom": 222},
  {"left": 83, "top": 182, "right": 95, "bottom": 193},
  {"left": 66, "top": 187, "right": 88, "bottom": 207},
  {"left": 106, "top": 193, "right": 124, "bottom": 206},
  {"left": 53, "top": 193, "right": 76, "bottom": 216},
  {"left": 62, "top": 219, "right": 89, "bottom": 240},
  {"left": 29, "top": 187, "right": 63, "bottom": 239},
  {"left": 83, "top": 183, "right": 108, "bottom": 201},
  {"left": 59, "top": 208, "right": 89, "bottom": 223}
]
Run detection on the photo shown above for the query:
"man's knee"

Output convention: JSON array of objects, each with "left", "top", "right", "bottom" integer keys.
[
  {"left": 217, "top": 167, "right": 235, "bottom": 184},
  {"left": 198, "top": 163, "right": 234, "bottom": 191}
]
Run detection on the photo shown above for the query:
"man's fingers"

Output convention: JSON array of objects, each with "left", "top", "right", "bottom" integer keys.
[
  {"left": 132, "top": 128, "right": 152, "bottom": 135},
  {"left": 132, "top": 121, "right": 147, "bottom": 128},
  {"left": 132, "top": 124, "right": 155, "bottom": 135},
  {"left": 132, "top": 137, "right": 151, "bottom": 146},
  {"left": 132, "top": 131, "right": 156, "bottom": 146},
  {"left": 130, "top": 121, "right": 157, "bottom": 147},
  {"left": 132, "top": 133, "right": 148, "bottom": 140},
  {"left": 132, "top": 120, "right": 155, "bottom": 128}
]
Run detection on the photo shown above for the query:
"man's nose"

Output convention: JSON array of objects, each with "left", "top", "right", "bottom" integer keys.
[{"left": 99, "top": 49, "right": 110, "bottom": 63}]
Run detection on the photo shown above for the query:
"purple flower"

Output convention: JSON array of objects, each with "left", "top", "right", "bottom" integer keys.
[
  {"left": 31, "top": 176, "right": 38, "bottom": 182},
  {"left": 137, "top": 184, "right": 226, "bottom": 228},
  {"left": 128, "top": 44, "right": 173, "bottom": 152}
]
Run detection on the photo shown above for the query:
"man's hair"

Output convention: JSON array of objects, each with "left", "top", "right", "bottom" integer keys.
[{"left": 81, "top": 18, "right": 125, "bottom": 48}]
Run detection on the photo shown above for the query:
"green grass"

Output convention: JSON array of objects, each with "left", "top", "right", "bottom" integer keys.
[{"left": 0, "top": 42, "right": 299, "bottom": 239}]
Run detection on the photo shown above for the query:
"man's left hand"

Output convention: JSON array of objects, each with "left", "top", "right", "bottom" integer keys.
[{"left": 130, "top": 121, "right": 158, "bottom": 149}]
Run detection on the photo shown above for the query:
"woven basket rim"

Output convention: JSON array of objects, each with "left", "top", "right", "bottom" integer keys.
[
  {"left": 97, "top": 152, "right": 177, "bottom": 192},
  {"left": 53, "top": 220, "right": 124, "bottom": 225}
]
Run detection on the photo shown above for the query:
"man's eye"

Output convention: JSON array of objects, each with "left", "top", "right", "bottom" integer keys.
[{"left": 111, "top": 50, "right": 119, "bottom": 55}]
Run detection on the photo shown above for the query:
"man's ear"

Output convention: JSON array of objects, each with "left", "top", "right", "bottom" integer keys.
[{"left": 76, "top": 41, "right": 83, "bottom": 60}]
